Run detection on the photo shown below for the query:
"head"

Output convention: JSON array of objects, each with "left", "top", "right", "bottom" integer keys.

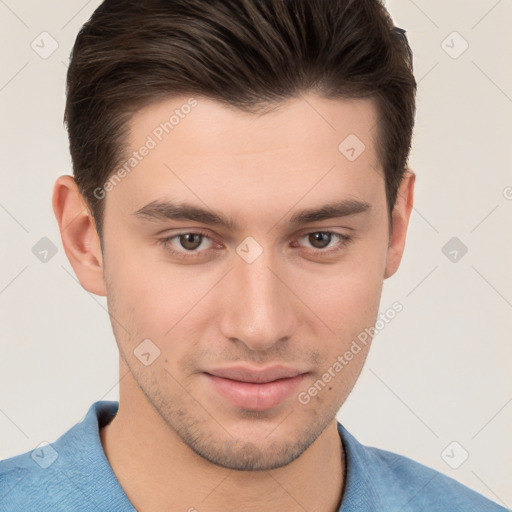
[{"left": 54, "top": 0, "right": 416, "bottom": 471}]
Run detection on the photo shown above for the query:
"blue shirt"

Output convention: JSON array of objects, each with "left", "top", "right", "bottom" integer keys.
[{"left": 0, "top": 400, "right": 506, "bottom": 511}]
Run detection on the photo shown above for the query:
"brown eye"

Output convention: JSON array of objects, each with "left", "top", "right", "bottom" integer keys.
[
  {"left": 293, "top": 231, "right": 352, "bottom": 256},
  {"left": 158, "top": 230, "right": 216, "bottom": 259},
  {"left": 178, "top": 233, "right": 204, "bottom": 251},
  {"left": 308, "top": 232, "right": 332, "bottom": 249}
]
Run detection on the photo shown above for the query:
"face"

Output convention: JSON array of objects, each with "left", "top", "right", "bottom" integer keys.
[{"left": 98, "top": 94, "right": 397, "bottom": 470}]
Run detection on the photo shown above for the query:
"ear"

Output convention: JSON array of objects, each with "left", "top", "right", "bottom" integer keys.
[
  {"left": 52, "top": 175, "right": 107, "bottom": 296},
  {"left": 384, "top": 170, "right": 415, "bottom": 279}
]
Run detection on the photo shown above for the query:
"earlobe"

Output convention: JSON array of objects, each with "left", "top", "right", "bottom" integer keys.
[
  {"left": 52, "top": 175, "right": 107, "bottom": 296},
  {"left": 384, "top": 170, "right": 415, "bottom": 279}
]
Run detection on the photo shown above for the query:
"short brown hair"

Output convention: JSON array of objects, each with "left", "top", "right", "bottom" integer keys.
[{"left": 64, "top": 0, "right": 416, "bottom": 241}]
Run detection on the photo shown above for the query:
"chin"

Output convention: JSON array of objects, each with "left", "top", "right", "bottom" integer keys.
[{"left": 187, "top": 436, "right": 310, "bottom": 471}]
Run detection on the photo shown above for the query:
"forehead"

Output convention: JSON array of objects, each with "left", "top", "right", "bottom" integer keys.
[
  {"left": 127, "top": 93, "right": 379, "bottom": 161},
  {"left": 106, "top": 94, "right": 384, "bottom": 220}
]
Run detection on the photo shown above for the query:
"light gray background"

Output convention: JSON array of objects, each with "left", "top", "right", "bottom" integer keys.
[{"left": 1, "top": 0, "right": 511, "bottom": 507}]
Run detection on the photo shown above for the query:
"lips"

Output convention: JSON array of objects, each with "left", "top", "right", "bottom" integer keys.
[
  {"left": 206, "top": 366, "right": 304, "bottom": 384},
  {"left": 203, "top": 365, "right": 308, "bottom": 410}
]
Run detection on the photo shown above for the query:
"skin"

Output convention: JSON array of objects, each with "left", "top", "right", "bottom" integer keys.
[{"left": 52, "top": 93, "right": 414, "bottom": 512}]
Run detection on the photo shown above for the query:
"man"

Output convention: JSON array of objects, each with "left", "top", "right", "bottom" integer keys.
[{"left": 0, "top": 0, "right": 506, "bottom": 510}]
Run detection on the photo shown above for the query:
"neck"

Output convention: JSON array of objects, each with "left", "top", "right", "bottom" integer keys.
[{"left": 100, "top": 363, "right": 345, "bottom": 512}]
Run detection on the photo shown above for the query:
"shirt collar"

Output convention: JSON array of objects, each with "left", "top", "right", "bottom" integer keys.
[{"left": 58, "top": 400, "right": 379, "bottom": 511}]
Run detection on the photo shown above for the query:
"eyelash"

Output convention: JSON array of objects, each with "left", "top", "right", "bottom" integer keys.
[{"left": 157, "top": 229, "right": 353, "bottom": 260}]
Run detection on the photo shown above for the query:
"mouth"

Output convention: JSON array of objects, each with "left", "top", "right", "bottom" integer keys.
[{"left": 202, "top": 365, "right": 309, "bottom": 411}]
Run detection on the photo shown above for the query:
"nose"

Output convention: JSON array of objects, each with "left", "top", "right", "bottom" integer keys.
[{"left": 219, "top": 247, "right": 298, "bottom": 352}]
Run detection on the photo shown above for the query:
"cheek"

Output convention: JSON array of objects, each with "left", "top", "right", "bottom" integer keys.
[
  {"left": 104, "top": 213, "right": 387, "bottom": 350},
  {"left": 103, "top": 223, "right": 198, "bottom": 329},
  {"left": 298, "top": 241, "right": 387, "bottom": 336}
]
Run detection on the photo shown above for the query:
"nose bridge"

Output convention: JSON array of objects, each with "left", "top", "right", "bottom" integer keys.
[{"left": 220, "top": 245, "right": 295, "bottom": 351}]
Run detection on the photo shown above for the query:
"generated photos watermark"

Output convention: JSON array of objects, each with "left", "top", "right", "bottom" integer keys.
[
  {"left": 93, "top": 97, "right": 198, "bottom": 200},
  {"left": 298, "top": 301, "right": 403, "bottom": 405}
]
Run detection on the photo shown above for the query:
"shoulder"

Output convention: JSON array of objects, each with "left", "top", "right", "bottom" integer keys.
[
  {"left": 337, "top": 423, "right": 507, "bottom": 511},
  {"left": 0, "top": 401, "right": 121, "bottom": 512},
  {"left": 0, "top": 440, "right": 79, "bottom": 511},
  {"left": 367, "top": 447, "right": 505, "bottom": 511}
]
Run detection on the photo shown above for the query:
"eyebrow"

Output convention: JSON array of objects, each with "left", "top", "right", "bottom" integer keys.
[{"left": 132, "top": 198, "right": 371, "bottom": 230}]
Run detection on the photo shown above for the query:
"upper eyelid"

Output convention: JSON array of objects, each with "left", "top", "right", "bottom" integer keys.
[
  {"left": 162, "top": 229, "right": 350, "bottom": 251},
  {"left": 162, "top": 225, "right": 353, "bottom": 238}
]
